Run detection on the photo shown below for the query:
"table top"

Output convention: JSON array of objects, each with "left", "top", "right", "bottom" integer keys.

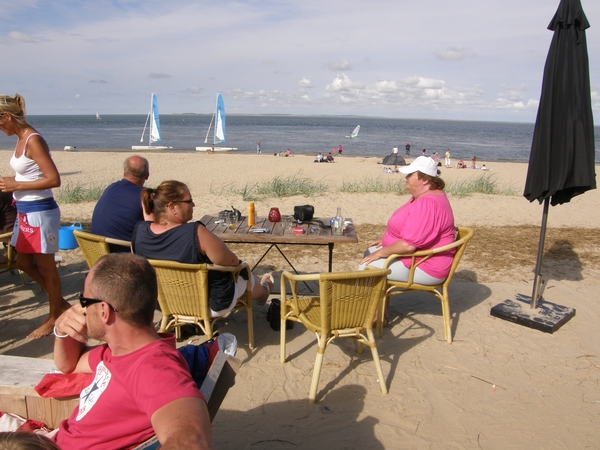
[{"left": 201, "top": 214, "right": 358, "bottom": 245}]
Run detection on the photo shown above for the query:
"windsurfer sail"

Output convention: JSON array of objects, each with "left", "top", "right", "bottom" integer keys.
[{"left": 346, "top": 125, "right": 360, "bottom": 139}]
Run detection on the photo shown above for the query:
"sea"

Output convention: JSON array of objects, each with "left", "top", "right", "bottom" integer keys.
[{"left": 1, "top": 114, "right": 599, "bottom": 163}]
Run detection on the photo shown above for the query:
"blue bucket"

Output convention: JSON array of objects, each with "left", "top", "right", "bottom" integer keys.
[{"left": 58, "top": 222, "right": 82, "bottom": 250}]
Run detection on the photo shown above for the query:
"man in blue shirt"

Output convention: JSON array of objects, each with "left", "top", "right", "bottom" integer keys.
[{"left": 91, "top": 156, "right": 150, "bottom": 252}]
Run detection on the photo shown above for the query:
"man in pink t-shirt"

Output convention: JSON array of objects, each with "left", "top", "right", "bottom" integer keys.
[{"left": 53, "top": 253, "right": 211, "bottom": 449}]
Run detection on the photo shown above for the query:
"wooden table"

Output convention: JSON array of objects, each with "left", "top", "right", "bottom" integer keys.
[{"left": 201, "top": 214, "right": 358, "bottom": 273}]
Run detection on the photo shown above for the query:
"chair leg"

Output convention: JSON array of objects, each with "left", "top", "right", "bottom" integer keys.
[
  {"left": 440, "top": 289, "right": 452, "bottom": 344},
  {"left": 309, "top": 347, "right": 326, "bottom": 404},
  {"left": 367, "top": 332, "right": 388, "bottom": 395},
  {"left": 376, "top": 294, "right": 389, "bottom": 338},
  {"left": 246, "top": 304, "right": 255, "bottom": 350},
  {"left": 280, "top": 318, "right": 287, "bottom": 363}
]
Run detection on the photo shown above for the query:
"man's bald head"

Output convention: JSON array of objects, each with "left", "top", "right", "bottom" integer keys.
[{"left": 123, "top": 156, "right": 149, "bottom": 186}]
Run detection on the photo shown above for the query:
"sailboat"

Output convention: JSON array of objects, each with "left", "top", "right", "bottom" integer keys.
[
  {"left": 195, "top": 93, "right": 237, "bottom": 151},
  {"left": 132, "top": 93, "right": 171, "bottom": 150},
  {"left": 96, "top": 112, "right": 101, "bottom": 120},
  {"left": 345, "top": 125, "right": 360, "bottom": 139}
]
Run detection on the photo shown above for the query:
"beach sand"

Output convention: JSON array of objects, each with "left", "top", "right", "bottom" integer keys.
[{"left": 1, "top": 150, "right": 599, "bottom": 448}]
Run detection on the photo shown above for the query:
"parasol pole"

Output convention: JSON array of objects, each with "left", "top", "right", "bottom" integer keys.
[{"left": 531, "top": 198, "right": 550, "bottom": 309}]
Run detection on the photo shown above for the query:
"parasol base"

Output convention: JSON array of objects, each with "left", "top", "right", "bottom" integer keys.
[{"left": 490, "top": 293, "right": 575, "bottom": 334}]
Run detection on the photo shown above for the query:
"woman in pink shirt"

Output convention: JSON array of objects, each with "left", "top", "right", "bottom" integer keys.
[{"left": 359, "top": 156, "right": 456, "bottom": 285}]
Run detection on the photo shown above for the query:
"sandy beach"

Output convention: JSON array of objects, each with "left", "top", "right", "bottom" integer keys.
[{"left": 1, "top": 149, "right": 599, "bottom": 448}]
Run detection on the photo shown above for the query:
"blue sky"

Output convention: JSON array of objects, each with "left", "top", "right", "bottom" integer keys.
[{"left": 1, "top": 0, "right": 598, "bottom": 123}]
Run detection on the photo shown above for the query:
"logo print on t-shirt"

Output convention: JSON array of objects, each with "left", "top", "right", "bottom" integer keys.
[{"left": 76, "top": 362, "right": 111, "bottom": 421}]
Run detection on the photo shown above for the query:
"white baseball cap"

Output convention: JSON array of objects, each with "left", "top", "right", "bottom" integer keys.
[{"left": 399, "top": 156, "right": 439, "bottom": 177}]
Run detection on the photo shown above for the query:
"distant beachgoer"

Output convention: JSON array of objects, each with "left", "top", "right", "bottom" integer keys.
[
  {"left": 456, "top": 159, "right": 466, "bottom": 169},
  {"left": 422, "top": 148, "right": 426, "bottom": 156},
  {"left": 471, "top": 156, "right": 477, "bottom": 169},
  {"left": 405, "top": 142, "right": 411, "bottom": 156},
  {"left": 338, "top": 144, "right": 343, "bottom": 156},
  {"left": 314, "top": 153, "right": 323, "bottom": 163},
  {"left": 445, "top": 149, "right": 451, "bottom": 168},
  {"left": 481, "top": 164, "right": 488, "bottom": 171},
  {"left": 256, "top": 140, "right": 261, "bottom": 154},
  {"left": 285, "top": 149, "right": 292, "bottom": 157},
  {"left": 326, "top": 152, "right": 334, "bottom": 163}
]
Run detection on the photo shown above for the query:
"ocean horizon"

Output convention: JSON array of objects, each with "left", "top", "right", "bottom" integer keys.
[{"left": 1, "top": 114, "right": 599, "bottom": 163}]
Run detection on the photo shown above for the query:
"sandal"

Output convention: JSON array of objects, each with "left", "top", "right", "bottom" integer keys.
[{"left": 257, "top": 274, "right": 274, "bottom": 305}]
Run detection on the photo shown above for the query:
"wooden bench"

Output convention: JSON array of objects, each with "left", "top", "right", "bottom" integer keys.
[{"left": 0, "top": 352, "right": 240, "bottom": 431}]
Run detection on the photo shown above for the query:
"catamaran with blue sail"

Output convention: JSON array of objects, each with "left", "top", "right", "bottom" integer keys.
[
  {"left": 196, "top": 93, "right": 237, "bottom": 151},
  {"left": 132, "top": 93, "right": 171, "bottom": 150}
]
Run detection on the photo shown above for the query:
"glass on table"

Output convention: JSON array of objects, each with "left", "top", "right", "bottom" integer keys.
[{"left": 226, "top": 211, "right": 237, "bottom": 230}]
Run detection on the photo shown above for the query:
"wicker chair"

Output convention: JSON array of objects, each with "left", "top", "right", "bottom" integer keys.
[
  {"left": 147, "top": 259, "right": 255, "bottom": 349},
  {"left": 73, "top": 230, "right": 132, "bottom": 269},
  {"left": 279, "top": 268, "right": 390, "bottom": 403},
  {"left": 378, "top": 226, "right": 474, "bottom": 343},
  {"left": 0, "top": 232, "right": 27, "bottom": 285}
]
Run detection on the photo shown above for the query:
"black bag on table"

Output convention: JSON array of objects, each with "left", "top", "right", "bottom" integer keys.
[{"left": 293, "top": 205, "right": 314, "bottom": 222}]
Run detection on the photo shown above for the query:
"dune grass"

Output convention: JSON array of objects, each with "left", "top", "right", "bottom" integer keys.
[
  {"left": 340, "top": 177, "right": 408, "bottom": 194},
  {"left": 445, "top": 173, "right": 518, "bottom": 197},
  {"left": 55, "top": 182, "right": 106, "bottom": 204},
  {"left": 214, "top": 174, "right": 327, "bottom": 200}
]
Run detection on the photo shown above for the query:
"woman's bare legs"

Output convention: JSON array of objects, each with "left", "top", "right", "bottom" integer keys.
[{"left": 17, "top": 252, "right": 70, "bottom": 339}]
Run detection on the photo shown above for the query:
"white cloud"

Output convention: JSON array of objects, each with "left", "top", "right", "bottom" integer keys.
[
  {"left": 434, "top": 47, "right": 475, "bottom": 61},
  {"left": 8, "top": 31, "right": 37, "bottom": 43},
  {"left": 327, "top": 59, "right": 353, "bottom": 71},
  {"left": 298, "top": 78, "right": 314, "bottom": 88}
]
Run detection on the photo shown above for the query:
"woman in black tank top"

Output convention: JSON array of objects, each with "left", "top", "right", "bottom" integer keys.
[{"left": 132, "top": 180, "right": 273, "bottom": 316}]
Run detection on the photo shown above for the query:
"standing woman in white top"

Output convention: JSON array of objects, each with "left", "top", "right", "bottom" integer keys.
[{"left": 0, "top": 94, "right": 70, "bottom": 339}]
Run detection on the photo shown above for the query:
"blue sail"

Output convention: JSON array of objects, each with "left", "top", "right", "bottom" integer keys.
[
  {"left": 215, "top": 93, "right": 226, "bottom": 144},
  {"left": 150, "top": 93, "right": 162, "bottom": 143}
]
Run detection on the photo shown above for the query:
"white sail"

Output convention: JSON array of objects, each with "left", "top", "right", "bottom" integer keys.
[
  {"left": 196, "top": 93, "right": 237, "bottom": 151},
  {"left": 132, "top": 93, "right": 170, "bottom": 150},
  {"left": 149, "top": 94, "right": 161, "bottom": 144},
  {"left": 350, "top": 125, "right": 360, "bottom": 138}
]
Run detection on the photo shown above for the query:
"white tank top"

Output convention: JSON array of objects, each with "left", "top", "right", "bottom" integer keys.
[{"left": 10, "top": 133, "right": 54, "bottom": 202}]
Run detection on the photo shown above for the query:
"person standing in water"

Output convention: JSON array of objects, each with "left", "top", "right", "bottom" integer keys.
[{"left": 0, "top": 93, "right": 70, "bottom": 339}]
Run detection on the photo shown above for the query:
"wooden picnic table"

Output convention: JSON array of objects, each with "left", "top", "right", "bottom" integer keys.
[{"left": 201, "top": 214, "right": 358, "bottom": 273}]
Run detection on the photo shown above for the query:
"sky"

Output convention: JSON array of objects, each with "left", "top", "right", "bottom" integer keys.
[{"left": 1, "top": 0, "right": 599, "bottom": 123}]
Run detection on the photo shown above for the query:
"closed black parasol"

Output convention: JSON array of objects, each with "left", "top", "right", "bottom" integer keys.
[
  {"left": 492, "top": 0, "right": 595, "bottom": 330},
  {"left": 523, "top": 0, "right": 596, "bottom": 207}
]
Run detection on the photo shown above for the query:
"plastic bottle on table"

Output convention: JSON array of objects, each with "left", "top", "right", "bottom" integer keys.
[{"left": 248, "top": 202, "right": 256, "bottom": 227}]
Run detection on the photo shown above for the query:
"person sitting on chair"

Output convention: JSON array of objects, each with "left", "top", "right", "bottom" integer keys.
[
  {"left": 358, "top": 156, "right": 456, "bottom": 285},
  {"left": 52, "top": 253, "right": 212, "bottom": 449},
  {"left": 132, "top": 180, "right": 272, "bottom": 316},
  {"left": 91, "top": 155, "right": 152, "bottom": 252}
]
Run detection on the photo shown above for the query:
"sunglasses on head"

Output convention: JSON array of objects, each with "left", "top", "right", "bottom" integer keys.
[{"left": 79, "top": 293, "right": 118, "bottom": 312}]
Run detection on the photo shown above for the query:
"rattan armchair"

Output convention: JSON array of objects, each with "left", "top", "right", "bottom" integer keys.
[
  {"left": 280, "top": 268, "right": 390, "bottom": 403},
  {"left": 378, "top": 226, "right": 474, "bottom": 343},
  {"left": 0, "top": 232, "right": 27, "bottom": 285},
  {"left": 147, "top": 259, "right": 255, "bottom": 349},
  {"left": 73, "top": 230, "right": 132, "bottom": 269}
]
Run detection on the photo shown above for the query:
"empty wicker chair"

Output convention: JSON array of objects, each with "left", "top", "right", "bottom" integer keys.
[
  {"left": 379, "top": 226, "right": 474, "bottom": 343},
  {"left": 280, "top": 268, "right": 390, "bottom": 403},
  {"left": 147, "top": 259, "right": 255, "bottom": 349}
]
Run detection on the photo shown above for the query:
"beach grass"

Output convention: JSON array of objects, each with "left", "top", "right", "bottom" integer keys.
[
  {"left": 340, "top": 177, "right": 408, "bottom": 194},
  {"left": 445, "top": 173, "right": 518, "bottom": 197},
  {"left": 55, "top": 182, "right": 106, "bottom": 204},
  {"left": 215, "top": 173, "right": 327, "bottom": 200}
]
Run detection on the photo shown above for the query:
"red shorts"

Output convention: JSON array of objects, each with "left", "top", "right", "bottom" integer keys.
[{"left": 11, "top": 208, "right": 60, "bottom": 254}]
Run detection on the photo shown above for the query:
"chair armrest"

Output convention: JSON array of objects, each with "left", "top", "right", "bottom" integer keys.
[
  {"left": 104, "top": 237, "right": 132, "bottom": 248},
  {"left": 206, "top": 262, "right": 250, "bottom": 273},
  {"left": 0, "top": 231, "right": 12, "bottom": 241}
]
